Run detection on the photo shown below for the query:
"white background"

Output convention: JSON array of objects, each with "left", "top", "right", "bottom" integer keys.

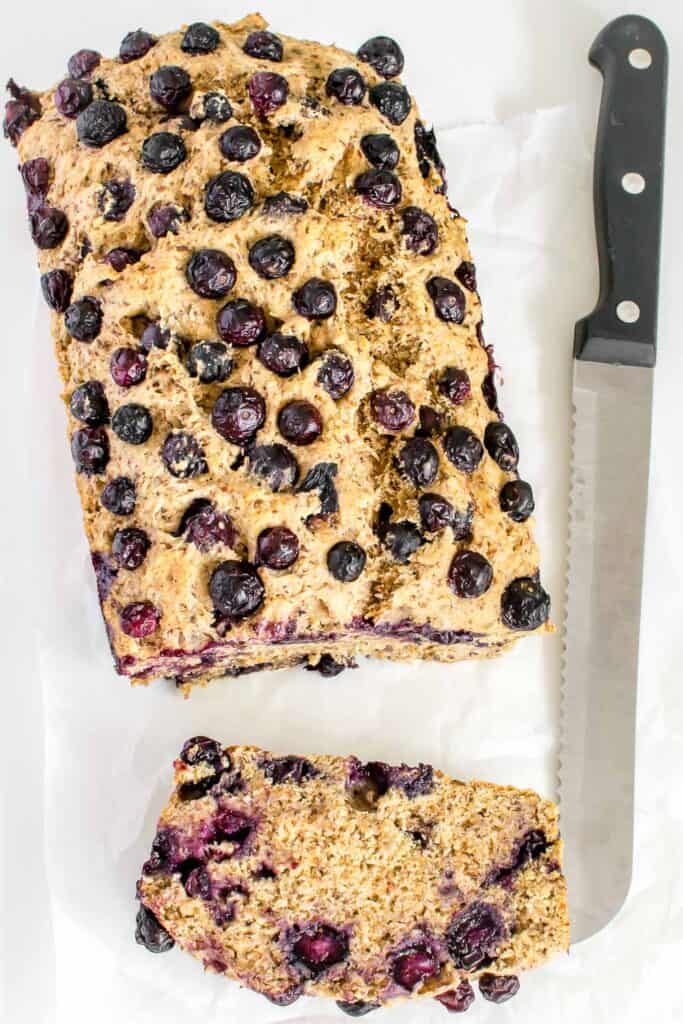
[{"left": 1, "top": 1, "right": 682, "bottom": 1022}]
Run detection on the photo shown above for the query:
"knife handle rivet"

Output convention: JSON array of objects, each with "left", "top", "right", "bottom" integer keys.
[
  {"left": 621, "top": 172, "right": 646, "bottom": 195},
  {"left": 616, "top": 300, "right": 641, "bottom": 324},
  {"left": 628, "top": 47, "right": 653, "bottom": 70}
]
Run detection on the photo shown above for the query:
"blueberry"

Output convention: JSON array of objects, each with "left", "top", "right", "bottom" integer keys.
[
  {"left": 294, "top": 278, "right": 340, "bottom": 326},
  {"left": 142, "top": 827, "right": 176, "bottom": 875},
  {"left": 393, "top": 945, "right": 441, "bottom": 990},
  {"left": 249, "top": 235, "right": 295, "bottom": 279},
  {"left": 358, "top": 36, "right": 404, "bottom": 79},
  {"left": 139, "top": 321, "right": 170, "bottom": 351},
  {"left": 181, "top": 22, "right": 220, "bottom": 55},
  {"left": 256, "top": 526, "right": 300, "bottom": 569},
  {"left": 100, "top": 476, "right": 136, "bottom": 515},
  {"left": 179, "top": 500, "right": 236, "bottom": 551},
  {"left": 160, "top": 432, "right": 208, "bottom": 478},
  {"left": 415, "top": 121, "right": 446, "bottom": 182},
  {"left": 71, "top": 426, "right": 109, "bottom": 474},
  {"left": 21, "top": 157, "right": 50, "bottom": 196},
  {"left": 500, "top": 480, "right": 534, "bottom": 522},
  {"left": 204, "top": 170, "right": 254, "bottom": 222},
  {"left": 106, "top": 247, "right": 141, "bottom": 272},
  {"left": 264, "top": 987, "right": 302, "bottom": 1007},
  {"left": 455, "top": 260, "right": 477, "bottom": 292},
  {"left": 180, "top": 735, "right": 223, "bottom": 767},
  {"left": 258, "top": 333, "right": 308, "bottom": 376},
  {"left": 383, "top": 521, "right": 424, "bottom": 563},
  {"left": 263, "top": 191, "right": 308, "bottom": 216},
  {"left": 186, "top": 249, "right": 236, "bottom": 298},
  {"left": 141, "top": 132, "right": 186, "bottom": 173},
  {"left": 212, "top": 387, "right": 265, "bottom": 445},
  {"left": 501, "top": 577, "right": 550, "bottom": 630},
  {"left": 395, "top": 438, "right": 439, "bottom": 487},
  {"left": 217, "top": 298, "right": 265, "bottom": 346},
  {"left": 248, "top": 444, "right": 300, "bottom": 491},
  {"left": 446, "top": 902, "right": 506, "bottom": 971},
  {"left": 427, "top": 277, "right": 466, "bottom": 323},
  {"left": 248, "top": 71, "right": 289, "bottom": 118},
  {"left": 112, "top": 527, "right": 150, "bottom": 570},
  {"left": 243, "top": 30, "right": 283, "bottom": 62},
  {"left": 68, "top": 49, "right": 101, "bottom": 79},
  {"left": 316, "top": 351, "right": 354, "bottom": 400},
  {"left": 366, "top": 284, "right": 399, "bottom": 321},
  {"left": 64, "top": 297, "right": 101, "bottom": 341},
  {"left": 438, "top": 367, "right": 471, "bottom": 405},
  {"left": 219, "top": 124, "right": 261, "bottom": 162},
  {"left": 309, "top": 654, "right": 347, "bottom": 677},
  {"left": 327, "top": 541, "right": 366, "bottom": 582},
  {"left": 347, "top": 760, "right": 390, "bottom": 809},
  {"left": 278, "top": 400, "right": 323, "bottom": 446},
  {"left": 181, "top": 861, "right": 212, "bottom": 900},
  {"left": 95, "top": 179, "right": 134, "bottom": 224},
  {"left": 484, "top": 421, "right": 519, "bottom": 471},
  {"left": 354, "top": 169, "right": 402, "bottom": 209},
  {"left": 112, "top": 403, "right": 153, "bottom": 445},
  {"left": 443, "top": 427, "right": 483, "bottom": 473},
  {"left": 290, "top": 925, "right": 349, "bottom": 977},
  {"left": 484, "top": 829, "right": 549, "bottom": 888},
  {"left": 417, "top": 405, "right": 442, "bottom": 437},
  {"left": 76, "top": 100, "right": 127, "bottom": 147},
  {"left": 370, "top": 389, "right": 415, "bottom": 431},
  {"left": 119, "top": 29, "right": 156, "bottom": 63},
  {"left": 326, "top": 68, "right": 366, "bottom": 105},
  {"left": 361, "top": 132, "right": 399, "bottom": 169},
  {"left": 135, "top": 906, "right": 174, "bottom": 953},
  {"left": 297, "top": 462, "right": 339, "bottom": 516},
  {"left": 186, "top": 341, "right": 232, "bottom": 384},
  {"left": 448, "top": 551, "right": 493, "bottom": 598},
  {"left": 54, "top": 77, "right": 93, "bottom": 118},
  {"left": 260, "top": 755, "right": 315, "bottom": 783},
  {"left": 149, "top": 66, "right": 191, "bottom": 111},
  {"left": 3, "top": 80, "right": 41, "bottom": 147},
  {"left": 369, "top": 82, "right": 411, "bottom": 125},
  {"left": 29, "top": 205, "right": 68, "bottom": 249},
  {"left": 147, "top": 203, "right": 186, "bottom": 237},
  {"left": 337, "top": 1002, "right": 379, "bottom": 1017},
  {"left": 479, "top": 975, "right": 520, "bottom": 1004},
  {"left": 209, "top": 560, "right": 265, "bottom": 618},
  {"left": 401, "top": 206, "right": 438, "bottom": 255},
  {"left": 41, "top": 269, "right": 72, "bottom": 311},
  {"left": 435, "top": 979, "right": 475, "bottom": 1013},
  {"left": 70, "top": 380, "right": 109, "bottom": 426},
  {"left": 120, "top": 601, "right": 161, "bottom": 637},
  {"left": 418, "top": 493, "right": 453, "bottom": 533},
  {"left": 203, "top": 92, "right": 232, "bottom": 122}
]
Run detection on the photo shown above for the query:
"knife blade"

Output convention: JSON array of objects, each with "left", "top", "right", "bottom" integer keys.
[{"left": 560, "top": 14, "right": 667, "bottom": 944}]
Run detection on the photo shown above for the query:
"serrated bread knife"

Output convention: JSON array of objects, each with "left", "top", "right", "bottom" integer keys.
[{"left": 560, "top": 15, "right": 667, "bottom": 943}]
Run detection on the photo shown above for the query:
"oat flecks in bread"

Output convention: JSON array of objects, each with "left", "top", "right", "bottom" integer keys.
[
  {"left": 136, "top": 739, "right": 569, "bottom": 1010},
  {"left": 6, "top": 15, "right": 552, "bottom": 686}
]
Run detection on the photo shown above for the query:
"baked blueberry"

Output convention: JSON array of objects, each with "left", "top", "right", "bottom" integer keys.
[
  {"left": 186, "top": 249, "right": 236, "bottom": 298},
  {"left": 54, "top": 77, "right": 93, "bottom": 118},
  {"left": 217, "top": 298, "right": 265, "bottom": 346},
  {"left": 71, "top": 426, "right": 109, "bottom": 475},
  {"left": 438, "top": 367, "right": 471, "bottom": 405},
  {"left": 212, "top": 387, "right": 266, "bottom": 444},
  {"left": 186, "top": 341, "right": 232, "bottom": 384},
  {"left": 360, "top": 132, "right": 400, "bottom": 169},
  {"left": 100, "top": 476, "right": 136, "bottom": 516},
  {"left": 415, "top": 120, "right": 447, "bottom": 183},
  {"left": 160, "top": 432, "right": 208, "bottom": 478},
  {"left": 401, "top": 206, "right": 438, "bottom": 255},
  {"left": 478, "top": 974, "right": 520, "bottom": 1004},
  {"left": 418, "top": 494, "right": 453, "bottom": 533},
  {"left": 447, "top": 901, "right": 506, "bottom": 971},
  {"left": 3, "top": 80, "right": 41, "bottom": 147},
  {"left": 278, "top": 400, "right": 323, "bottom": 446},
  {"left": 417, "top": 405, "right": 442, "bottom": 437},
  {"left": 455, "top": 260, "right": 477, "bottom": 292},
  {"left": 248, "top": 444, "right": 300, "bottom": 491},
  {"left": 290, "top": 925, "right": 349, "bottom": 977},
  {"left": 40, "top": 269, "right": 72, "bottom": 311},
  {"left": 243, "top": 30, "right": 283, "bottom": 62},
  {"left": 120, "top": 601, "right": 161, "bottom": 637},
  {"left": 326, "top": 68, "right": 366, "bottom": 105},
  {"left": 70, "top": 380, "right": 109, "bottom": 425},
  {"left": 95, "top": 179, "right": 134, "bottom": 224},
  {"left": 393, "top": 944, "right": 441, "bottom": 990},
  {"left": 203, "top": 92, "right": 232, "bottom": 122},
  {"left": 366, "top": 284, "right": 399, "bottom": 321},
  {"left": 263, "top": 191, "right": 308, "bottom": 216},
  {"left": 383, "top": 521, "right": 424, "bottom": 563},
  {"left": 427, "top": 277, "right": 466, "bottom": 323},
  {"left": 448, "top": 551, "right": 493, "bottom": 598},
  {"left": 112, "top": 403, "right": 153, "bottom": 445},
  {"left": 337, "top": 1002, "right": 379, "bottom": 1017},
  {"left": 249, "top": 235, "right": 295, "bottom": 278},
  {"left": 258, "top": 333, "right": 308, "bottom": 376},
  {"left": 293, "top": 278, "right": 337, "bottom": 319},
  {"left": 257, "top": 527, "right": 300, "bottom": 569},
  {"left": 370, "top": 389, "right": 415, "bottom": 431},
  {"left": 248, "top": 71, "right": 288, "bottom": 117},
  {"left": 106, "top": 247, "right": 141, "bottom": 272},
  {"left": 435, "top": 980, "right": 475, "bottom": 1013},
  {"left": 181, "top": 22, "right": 220, "bottom": 54},
  {"left": 369, "top": 82, "right": 411, "bottom": 124},
  {"left": 76, "top": 100, "right": 127, "bottom": 147},
  {"left": 501, "top": 577, "right": 550, "bottom": 630},
  {"left": 135, "top": 906, "right": 174, "bottom": 953},
  {"left": 112, "top": 527, "right": 150, "bottom": 570},
  {"left": 179, "top": 500, "right": 236, "bottom": 552},
  {"left": 443, "top": 427, "right": 483, "bottom": 473},
  {"left": 29, "top": 205, "right": 68, "bottom": 249},
  {"left": 355, "top": 169, "right": 402, "bottom": 209},
  {"left": 180, "top": 736, "right": 223, "bottom": 768},
  {"left": 310, "top": 654, "right": 347, "bottom": 678},
  {"left": 204, "top": 170, "right": 254, "bottom": 222},
  {"left": 358, "top": 36, "right": 404, "bottom": 78},
  {"left": 21, "top": 157, "right": 50, "bottom": 196},
  {"left": 64, "top": 297, "right": 102, "bottom": 341},
  {"left": 119, "top": 29, "right": 156, "bottom": 63},
  {"left": 219, "top": 124, "right": 261, "bottom": 162},
  {"left": 68, "top": 49, "right": 101, "bottom": 79},
  {"left": 484, "top": 421, "right": 519, "bottom": 471},
  {"left": 298, "top": 462, "right": 339, "bottom": 516},
  {"left": 147, "top": 203, "right": 186, "bottom": 237},
  {"left": 327, "top": 541, "right": 366, "bottom": 582},
  {"left": 209, "top": 560, "right": 265, "bottom": 618},
  {"left": 139, "top": 321, "right": 170, "bottom": 351},
  {"left": 149, "top": 66, "right": 192, "bottom": 111},
  {"left": 500, "top": 480, "right": 535, "bottom": 522},
  {"left": 316, "top": 351, "right": 354, "bottom": 400},
  {"left": 395, "top": 438, "right": 439, "bottom": 487},
  {"left": 141, "top": 132, "right": 186, "bottom": 173}
]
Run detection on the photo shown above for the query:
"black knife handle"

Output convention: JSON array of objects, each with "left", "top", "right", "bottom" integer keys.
[{"left": 574, "top": 15, "right": 667, "bottom": 367}]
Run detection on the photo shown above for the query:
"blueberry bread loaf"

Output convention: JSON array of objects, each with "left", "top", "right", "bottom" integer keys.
[
  {"left": 5, "top": 14, "right": 551, "bottom": 686},
  {"left": 136, "top": 738, "right": 569, "bottom": 1011}
]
